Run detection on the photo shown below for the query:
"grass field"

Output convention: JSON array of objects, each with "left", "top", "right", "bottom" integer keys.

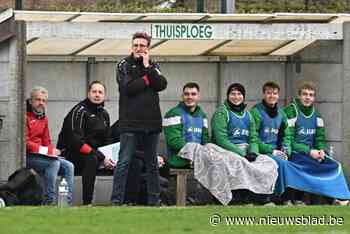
[{"left": 0, "top": 205, "right": 349, "bottom": 234}]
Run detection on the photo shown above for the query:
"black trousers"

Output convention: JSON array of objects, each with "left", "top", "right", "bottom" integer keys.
[
  {"left": 125, "top": 157, "right": 144, "bottom": 204},
  {"left": 66, "top": 152, "right": 100, "bottom": 205},
  {"left": 231, "top": 189, "right": 271, "bottom": 205},
  {"left": 125, "top": 156, "right": 170, "bottom": 205}
]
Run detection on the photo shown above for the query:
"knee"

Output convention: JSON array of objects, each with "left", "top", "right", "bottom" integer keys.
[
  {"left": 85, "top": 155, "right": 98, "bottom": 164},
  {"left": 50, "top": 160, "right": 61, "bottom": 170},
  {"left": 66, "top": 161, "right": 75, "bottom": 174},
  {"left": 67, "top": 160, "right": 74, "bottom": 169}
]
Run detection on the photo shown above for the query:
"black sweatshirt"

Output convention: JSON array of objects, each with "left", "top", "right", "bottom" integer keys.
[{"left": 116, "top": 55, "right": 167, "bottom": 133}]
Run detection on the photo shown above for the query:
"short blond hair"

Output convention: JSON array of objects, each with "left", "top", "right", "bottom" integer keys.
[{"left": 298, "top": 81, "right": 316, "bottom": 95}]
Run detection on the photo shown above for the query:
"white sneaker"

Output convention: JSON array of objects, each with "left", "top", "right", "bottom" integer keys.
[
  {"left": 333, "top": 199, "right": 350, "bottom": 206},
  {"left": 263, "top": 202, "right": 276, "bottom": 207},
  {"left": 293, "top": 200, "right": 306, "bottom": 206},
  {"left": 283, "top": 200, "right": 294, "bottom": 206}
]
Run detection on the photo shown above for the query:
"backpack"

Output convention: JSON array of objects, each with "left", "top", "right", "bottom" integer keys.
[{"left": 0, "top": 168, "right": 44, "bottom": 206}]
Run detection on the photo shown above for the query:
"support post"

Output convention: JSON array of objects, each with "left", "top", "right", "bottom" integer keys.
[
  {"left": 86, "top": 57, "right": 96, "bottom": 91},
  {"left": 197, "top": 0, "right": 204, "bottom": 13},
  {"left": 15, "top": 0, "right": 23, "bottom": 10},
  {"left": 342, "top": 21, "right": 350, "bottom": 178},
  {"left": 221, "top": 0, "right": 235, "bottom": 13},
  {"left": 8, "top": 20, "right": 26, "bottom": 170}
]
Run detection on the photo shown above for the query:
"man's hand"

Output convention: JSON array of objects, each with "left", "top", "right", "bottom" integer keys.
[
  {"left": 273, "top": 150, "right": 284, "bottom": 156},
  {"left": 272, "top": 150, "right": 288, "bottom": 160},
  {"left": 142, "top": 48, "right": 150, "bottom": 68},
  {"left": 310, "top": 149, "right": 323, "bottom": 161},
  {"left": 157, "top": 156, "right": 165, "bottom": 168},
  {"left": 103, "top": 158, "right": 116, "bottom": 170},
  {"left": 53, "top": 148, "right": 61, "bottom": 156},
  {"left": 318, "top": 149, "right": 326, "bottom": 160}
]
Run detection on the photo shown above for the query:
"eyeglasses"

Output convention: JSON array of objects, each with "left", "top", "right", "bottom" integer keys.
[{"left": 133, "top": 44, "right": 147, "bottom": 48}]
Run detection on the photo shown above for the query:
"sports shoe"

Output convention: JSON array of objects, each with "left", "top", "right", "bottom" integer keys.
[
  {"left": 282, "top": 200, "right": 294, "bottom": 206},
  {"left": 293, "top": 200, "right": 306, "bottom": 206},
  {"left": 333, "top": 199, "right": 350, "bottom": 206},
  {"left": 263, "top": 202, "right": 276, "bottom": 207}
]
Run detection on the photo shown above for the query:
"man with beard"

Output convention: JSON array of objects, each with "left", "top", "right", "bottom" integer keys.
[
  {"left": 163, "top": 82, "right": 209, "bottom": 168},
  {"left": 26, "top": 86, "right": 74, "bottom": 205}
]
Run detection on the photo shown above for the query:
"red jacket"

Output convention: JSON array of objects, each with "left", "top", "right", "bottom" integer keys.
[{"left": 26, "top": 111, "right": 54, "bottom": 155}]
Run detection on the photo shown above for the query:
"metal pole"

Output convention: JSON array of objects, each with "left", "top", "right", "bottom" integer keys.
[
  {"left": 86, "top": 57, "right": 96, "bottom": 92},
  {"left": 221, "top": 0, "right": 235, "bottom": 13},
  {"left": 197, "top": 0, "right": 204, "bottom": 13},
  {"left": 227, "top": 0, "right": 235, "bottom": 13},
  {"left": 15, "top": 0, "right": 23, "bottom": 10}
]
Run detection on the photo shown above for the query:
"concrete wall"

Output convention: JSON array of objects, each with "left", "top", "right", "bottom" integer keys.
[
  {"left": 0, "top": 40, "right": 12, "bottom": 181},
  {"left": 0, "top": 21, "right": 25, "bottom": 181}
]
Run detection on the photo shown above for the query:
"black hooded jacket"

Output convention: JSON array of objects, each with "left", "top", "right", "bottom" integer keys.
[
  {"left": 57, "top": 98, "right": 112, "bottom": 155},
  {"left": 116, "top": 55, "right": 167, "bottom": 133}
]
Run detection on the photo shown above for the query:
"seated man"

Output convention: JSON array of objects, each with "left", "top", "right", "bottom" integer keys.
[
  {"left": 284, "top": 81, "right": 350, "bottom": 205},
  {"left": 57, "top": 81, "right": 115, "bottom": 205},
  {"left": 250, "top": 81, "right": 293, "bottom": 204},
  {"left": 163, "top": 82, "right": 215, "bottom": 205},
  {"left": 163, "top": 82, "right": 209, "bottom": 168},
  {"left": 26, "top": 86, "right": 74, "bottom": 205},
  {"left": 208, "top": 83, "right": 278, "bottom": 205}
]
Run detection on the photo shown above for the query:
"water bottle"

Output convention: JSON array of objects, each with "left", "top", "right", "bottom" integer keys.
[
  {"left": 58, "top": 178, "right": 69, "bottom": 208},
  {"left": 328, "top": 145, "right": 334, "bottom": 158},
  {"left": 0, "top": 198, "right": 6, "bottom": 208}
]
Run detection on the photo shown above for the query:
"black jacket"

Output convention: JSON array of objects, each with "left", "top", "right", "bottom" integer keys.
[
  {"left": 57, "top": 98, "right": 112, "bottom": 155},
  {"left": 117, "top": 55, "right": 167, "bottom": 133}
]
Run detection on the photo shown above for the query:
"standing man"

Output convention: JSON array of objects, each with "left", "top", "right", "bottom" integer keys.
[
  {"left": 26, "top": 86, "right": 74, "bottom": 205},
  {"left": 163, "top": 82, "right": 209, "bottom": 168},
  {"left": 111, "top": 32, "right": 167, "bottom": 206},
  {"left": 57, "top": 81, "right": 115, "bottom": 205}
]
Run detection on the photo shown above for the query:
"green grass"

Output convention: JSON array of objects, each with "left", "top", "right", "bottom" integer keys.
[{"left": 0, "top": 205, "right": 349, "bottom": 234}]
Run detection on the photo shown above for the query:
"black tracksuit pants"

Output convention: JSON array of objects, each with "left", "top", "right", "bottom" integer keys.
[{"left": 66, "top": 153, "right": 100, "bottom": 205}]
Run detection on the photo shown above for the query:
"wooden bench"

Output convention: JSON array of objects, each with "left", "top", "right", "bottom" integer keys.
[{"left": 169, "top": 168, "right": 193, "bottom": 206}]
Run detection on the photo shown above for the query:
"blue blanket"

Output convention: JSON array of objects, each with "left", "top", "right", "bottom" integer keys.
[{"left": 272, "top": 152, "right": 350, "bottom": 200}]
